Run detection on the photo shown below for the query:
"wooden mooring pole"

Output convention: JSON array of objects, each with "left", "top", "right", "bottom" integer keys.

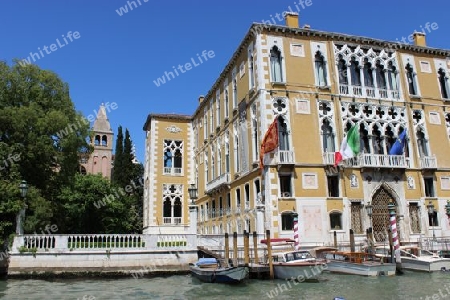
[
  {"left": 350, "top": 229, "right": 355, "bottom": 252},
  {"left": 244, "top": 230, "right": 249, "bottom": 266},
  {"left": 333, "top": 230, "right": 337, "bottom": 248},
  {"left": 233, "top": 232, "right": 238, "bottom": 267},
  {"left": 224, "top": 233, "right": 229, "bottom": 267},
  {"left": 266, "top": 229, "right": 274, "bottom": 279},
  {"left": 253, "top": 231, "right": 258, "bottom": 263}
]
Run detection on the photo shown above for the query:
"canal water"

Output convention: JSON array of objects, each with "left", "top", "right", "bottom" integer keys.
[{"left": 1, "top": 271, "right": 449, "bottom": 300}]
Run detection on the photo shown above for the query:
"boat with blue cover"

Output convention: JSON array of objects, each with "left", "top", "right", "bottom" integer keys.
[{"left": 189, "top": 258, "right": 249, "bottom": 284}]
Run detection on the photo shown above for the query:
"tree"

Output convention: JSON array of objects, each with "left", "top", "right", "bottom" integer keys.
[
  {"left": 0, "top": 61, "right": 90, "bottom": 239},
  {"left": 59, "top": 173, "right": 134, "bottom": 233},
  {"left": 110, "top": 126, "right": 144, "bottom": 232},
  {"left": 112, "top": 126, "right": 123, "bottom": 185}
]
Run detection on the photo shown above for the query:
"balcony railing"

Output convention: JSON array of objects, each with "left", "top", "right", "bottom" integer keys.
[
  {"left": 163, "top": 167, "right": 183, "bottom": 176},
  {"left": 278, "top": 150, "right": 295, "bottom": 165},
  {"left": 420, "top": 156, "right": 437, "bottom": 169},
  {"left": 323, "top": 152, "right": 336, "bottom": 165},
  {"left": 347, "top": 154, "right": 410, "bottom": 168},
  {"left": 163, "top": 217, "right": 182, "bottom": 225},
  {"left": 339, "top": 84, "right": 399, "bottom": 100},
  {"left": 206, "top": 173, "right": 231, "bottom": 193}
]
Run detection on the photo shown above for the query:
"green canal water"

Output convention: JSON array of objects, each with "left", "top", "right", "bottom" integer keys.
[{"left": 1, "top": 271, "right": 449, "bottom": 300}]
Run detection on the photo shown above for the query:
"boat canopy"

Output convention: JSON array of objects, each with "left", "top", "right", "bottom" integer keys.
[{"left": 197, "top": 258, "right": 218, "bottom": 265}]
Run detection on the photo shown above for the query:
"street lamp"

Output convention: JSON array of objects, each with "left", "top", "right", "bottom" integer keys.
[
  {"left": 188, "top": 184, "right": 198, "bottom": 205},
  {"left": 427, "top": 200, "right": 436, "bottom": 240},
  {"left": 365, "top": 202, "right": 373, "bottom": 253},
  {"left": 16, "top": 180, "right": 28, "bottom": 235},
  {"left": 445, "top": 200, "right": 450, "bottom": 224}
]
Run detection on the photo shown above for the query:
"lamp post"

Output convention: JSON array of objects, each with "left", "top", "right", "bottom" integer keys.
[
  {"left": 445, "top": 200, "right": 450, "bottom": 224},
  {"left": 16, "top": 180, "right": 28, "bottom": 235},
  {"left": 188, "top": 184, "right": 198, "bottom": 205},
  {"left": 188, "top": 184, "right": 198, "bottom": 234},
  {"left": 427, "top": 200, "right": 436, "bottom": 240}
]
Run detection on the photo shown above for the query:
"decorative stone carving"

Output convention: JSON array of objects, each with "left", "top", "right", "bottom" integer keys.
[
  {"left": 407, "top": 176, "right": 415, "bottom": 189},
  {"left": 166, "top": 125, "right": 181, "bottom": 133},
  {"left": 350, "top": 174, "right": 358, "bottom": 188}
]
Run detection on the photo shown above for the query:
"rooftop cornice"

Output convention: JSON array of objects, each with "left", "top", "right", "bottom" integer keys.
[
  {"left": 160, "top": 23, "right": 450, "bottom": 125},
  {"left": 143, "top": 113, "right": 191, "bottom": 131}
]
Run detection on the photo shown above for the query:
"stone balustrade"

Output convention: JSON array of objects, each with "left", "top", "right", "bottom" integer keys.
[{"left": 12, "top": 233, "right": 196, "bottom": 253}]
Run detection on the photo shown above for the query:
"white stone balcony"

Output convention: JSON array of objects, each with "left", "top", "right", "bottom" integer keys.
[
  {"left": 163, "top": 167, "right": 183, "bottom": 176},
  {"left": 324, "top": 152, "right": 409, "bottom": 168},
  {"left": 339, "top": 84, "right": 399, "bottom": 100},
  {"left": 347, "top": 154, "right": 410, "bottom": 168},
  {"left": 206, "top": 173, "right": 231, "bottom": 194},
  {"left": 163, "top": 217, "right": 182, "bottom": 225},
  {"left": 278, "top": 150, "right": 295, "bottom": 165},
  {"left": 420, "top": 156, "right": 437, "bottom": 169},
  {"left": 323, "top": 152, "right": 336, "bottom": 165}
]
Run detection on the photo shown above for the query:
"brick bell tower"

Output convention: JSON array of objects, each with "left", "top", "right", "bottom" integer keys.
[{"left": 82, "top": 103, "right": 114, "bottom": 179}]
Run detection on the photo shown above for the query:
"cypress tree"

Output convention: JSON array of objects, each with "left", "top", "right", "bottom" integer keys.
[
  {"left": 122, "top": 129, "right": 134, "bottom": 187},
  {"left": 112, "top": 126, "right": 124, "bottom": 185}
]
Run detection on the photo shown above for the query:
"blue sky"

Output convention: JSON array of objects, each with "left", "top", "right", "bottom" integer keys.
[{"left": 2, "top": 0, "right": 449, "bottom": 162}]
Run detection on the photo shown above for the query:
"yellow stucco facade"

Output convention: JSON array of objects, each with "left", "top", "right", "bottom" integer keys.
[{"left": 143, "top": 12, "right": 450, "bottom": 246}]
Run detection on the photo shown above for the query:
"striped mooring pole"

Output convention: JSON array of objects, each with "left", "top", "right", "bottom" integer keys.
[
  {"left": 388, "top": 202, "right": 403, "bottom": 274},
  {"left": 293, "top": 213, "right": 299, "bottom": 250}
]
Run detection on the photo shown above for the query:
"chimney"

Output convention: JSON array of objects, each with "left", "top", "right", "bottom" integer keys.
[
  {"left": 198, "top": 95, "right": 204, "bottom": 104},
  {"left": 413, "top": 32, "right": 426, "bottom": 47},
  {"left": 284, "top": 11, "right": 299, "bottom": 28}
]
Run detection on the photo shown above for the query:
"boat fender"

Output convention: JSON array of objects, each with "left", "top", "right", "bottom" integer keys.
[{"left": 211, "top": 271, "right": 216, "bottom": 283}]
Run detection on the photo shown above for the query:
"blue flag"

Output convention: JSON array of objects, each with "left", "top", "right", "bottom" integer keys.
[{"left": 389, "top": 130, "right": 407, "bottom": 155}]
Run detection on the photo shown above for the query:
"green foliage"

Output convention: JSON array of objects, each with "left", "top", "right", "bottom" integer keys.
[
  {"left": 0, "top": 61, "right": 143, "bottom": 237},
  {"left": 112, "top": 126, "right": 123, "bottom": 185},
  {"left": 18, "top": 246, "right": 37, "bottom": 257},
  {"left": 0, "top": 61, "right": 90, "bottom": 239},
  {"left": 58, "top": 173, "right": 141, "bottom": 234},
  {"left": 110, "top": 126, "right": 144, "bottom": 233}
]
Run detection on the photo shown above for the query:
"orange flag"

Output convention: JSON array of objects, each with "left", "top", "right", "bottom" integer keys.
[{"left": 259, "top": 116, "right": 279, "bottom": 170}]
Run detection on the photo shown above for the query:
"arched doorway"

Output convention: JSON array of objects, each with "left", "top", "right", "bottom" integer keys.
[{"left": 371, "top": 186, "right": 399, "bottom": 242}]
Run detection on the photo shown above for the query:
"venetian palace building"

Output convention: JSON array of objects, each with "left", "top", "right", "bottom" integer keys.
[{"left": 142, "top": 13, "right": 450, "bottom": 247}]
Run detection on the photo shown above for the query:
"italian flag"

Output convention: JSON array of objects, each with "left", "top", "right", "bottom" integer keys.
[{"left": 334, "top": 124, "right": 360, "bottom": 167}]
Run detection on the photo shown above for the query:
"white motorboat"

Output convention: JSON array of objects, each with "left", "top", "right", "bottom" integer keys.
[
  {"left": 313, "top": 248, "right": 396, "bottom": 277},
  {"left": 261, "top": 239, "right": 326, "bottom": 281},
  {"left": 373, "top": 246, "right": 450, "bottom": 272}
]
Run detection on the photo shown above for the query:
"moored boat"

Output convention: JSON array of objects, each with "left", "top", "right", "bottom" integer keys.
[
  {"left": 261, "top": 239, "right": 326, "bottom": 281},
  {"left": 189, "top": 258, "right": 249, "bottom": 284},
  {"left": 373, "top": 246, "right": 450, "bottom": 272},
  {"left": 270, "top": 250, "right": 327, "bottom": 280},
  {"left": 315, "top": 249, "right": 396, "bottom": 276}
]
